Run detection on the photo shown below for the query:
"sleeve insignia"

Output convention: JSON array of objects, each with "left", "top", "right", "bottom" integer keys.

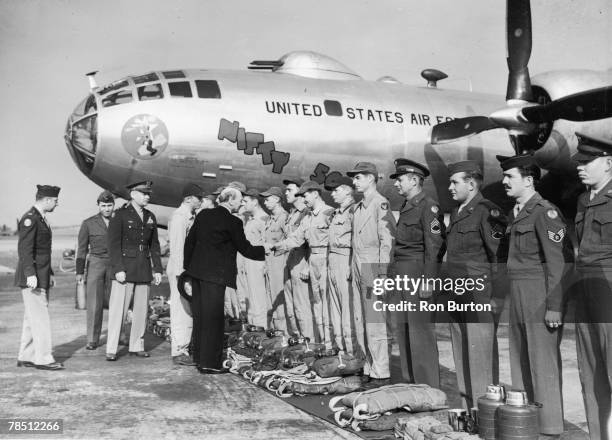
[
  {"left": 491, "top": 230, "right": 503, "bottom": 240},
  {"left": 430, "top": 218, "right": 441, "bottom": 234},
  {"left": 431, "top": 205, "right": 439, "bottom": 214},
  {"left": 490, "top": 209, "right": 500, "bottom": 218},
  {"left": 147, "top": 217, "right": 155, "bottom": 224},
  {"left": 380, "top": 202, "right": 389, "bottom": 211},
  {"left": 547, "top": 209, "right": 558, "bottom": 219},
  {"left": 547, "top": 228, "right": 565, "bottom": 243},
  {"left": 24, "top": 218, "right": 32, "bottom": 227}
]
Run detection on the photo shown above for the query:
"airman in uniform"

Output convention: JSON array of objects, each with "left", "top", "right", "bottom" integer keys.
[
  {"left": 106, "top": 181, "right": 163, "bottom": 361},
  {"left": 242, "top": 189, "right": 270, "bottom": 328},
  {"left": 275, "top": 181, "right": 334, "bottom": 345},
  {"left": 281, "top": 178, "right": 313, "bottom": 340},
  {"left": 15, "top": 184, "right": 64, "bottom": 370},
  {"left": 572, "top": 133, "right": 612, "bottom": 440},
  {"left": 76, "top": 190, "right": 116, "bottom": 351},
  {"left": 261, "top": 186, "right": 289, "bottom": 332},
  {"left": 390, "top": 159, "right": 445, "bottom": 388},
  {"left": 166, "top": 183, "right": 202, "bottom": 366},
  {"left": 499, "top": 154, "right": 573, "bottom": 437},
  {"left": 445, "top": 160, "right": 507, "bottom": 408},
  {"left": 347, "top": 162, "right": 396, "bottom": 386},
  {"left": 326, "top": 176, "right": 357, "bottom": 353}
]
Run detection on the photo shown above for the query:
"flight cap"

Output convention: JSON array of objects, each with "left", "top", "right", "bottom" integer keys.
[
  {"left": 448, "top": 160, "right": 482, "bottom": 176},
  {"left": 36, "top": 185, "right": 61, "bottom": 198},
  {"left": 496, "top": 154, "right": 537, "bottom": 171}
]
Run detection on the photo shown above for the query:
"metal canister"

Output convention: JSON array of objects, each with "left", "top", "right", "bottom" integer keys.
[
  {"left": 498, "top": 390, "right": 538, "bottom": 440},
  {"left": 477, "top": 385, "right": 506, "bottom": 439}
]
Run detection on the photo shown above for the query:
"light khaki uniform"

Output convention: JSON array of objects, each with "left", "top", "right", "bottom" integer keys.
[
  {"left": 263, "top": 209, "right": 289, "bottom": 332},
  {"left": 243, "top": 212, "right": 270, "bottom": 328}
]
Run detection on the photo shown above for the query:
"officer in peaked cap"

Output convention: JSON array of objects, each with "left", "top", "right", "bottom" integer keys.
[
  {"left": 390, "top": 158, "right": 444, "bottom": 389},
  {"left": 571, "top": 132, "right": 612, "bottom": 439},
  {"left": 15, "top": 185, "right": 64, "bottom": 370},
  {"left": 445, "top": 160, "right": 507, "bottom": 408},
  {"left": 348, "top": 161, "right": 396, "bottom": 387},
  {"left": 498, "top": 154, "right": 573, "bottom": 436},
  {"left": 76, "top": 189, "right": 117, "bottom": 351},
  {"left": 106, "top": 180, "right": 163, "bottom": 361}
]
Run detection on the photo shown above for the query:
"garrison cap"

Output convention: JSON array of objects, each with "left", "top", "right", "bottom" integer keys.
[
  {"left": 212, "top": 186, "right": 225, "bottom": 196},
  {"left": 244, "top": 188, "right": 260, "bottom": 198},
  {"left": 496, "top": 154, "right": 537, "bottom": 171},
  {"left": 297, "top": 181, "right": 324, "bottom": 195},
  {"left": 325, "top": 175, "right": 354, "bottom": 191},
  {"left": 571, "top": 132, "right": 612, "bottom": 162},
  {"left": 36, "top": 185, "right": 61, "bottom": 198},
  {"left": 448, "top": 160, "right": 482, "bottom": 176},
  {"left": 347, "top": 162, "right": 378, "bottom": 177},
  {"left": 282, "top": 178, "right": 305, "bottom": 187},
  {"left": 97, "top": 190, "right": 115, "bottom": 204},
  {"left": 181, "top": 183, "right": 203, "bottom": 199},
  {"left": 127, "top": 180, "right": 153, "bottom": 194},
  {"left": 226, "top": 181, "right": 247, "bottom": 193},
  {"left": 390, "top": 158, "right": 430, "bottom": 179},
  {"left": 260, "top": 186, "right": 284, "bottom": 198}
]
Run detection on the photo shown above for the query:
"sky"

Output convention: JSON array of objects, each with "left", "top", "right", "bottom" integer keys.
[{"left": 0, "top": 0, "right": 610, "bottom": 227}]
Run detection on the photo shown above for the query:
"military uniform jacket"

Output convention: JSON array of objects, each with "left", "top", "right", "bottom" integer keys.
[
  {"left": 506, "top": 192, "right": 573, "bottom": 312},
  {"left": 446, "top": 193, "right": 507, "bottom": 277},
  {"left": 107, "top": 203, "right": 163, "bottom": 283},
  {"left": 263, "top": 209, "right": 288, "bottom": 256},
  {"left": 166, "top": 204, "right": 194, "bottom": 276},
  {"left": 575, "top": 178, "right": 612, "bottom": 272},
  {"left": 15, "top": 207, "right": 54, "bottom": 289},
  {"left": 244, "top": 211, "right": 269, "bottom": 247},
  {"left": 184, "top": 206, "right": 265, "bottom": 289},
  {"left": 393, "top": 191, "right": 445, "bottom": 277},
  {"left": 352, "top": 190, "right": 396, "bottom": 271},
  {"left": 283, "top": 206, "right": 309, "bottom": 255},
  {"left": 329, "top": 203, "right": 355, "bottom": 256},
  {"left": 76, "top": 213, "right": 110, "bottom": 274},
  {"left": 278, "top": 203, "right": 334, "bottom": 254}
]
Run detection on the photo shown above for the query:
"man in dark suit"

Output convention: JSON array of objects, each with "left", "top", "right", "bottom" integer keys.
[
  {"left": 184, "top": 184, "right": 265, "bottom": 373},
  {"left": 106, "top": 181, "right": 163, "bottom": 361},
  {"left": 76, "top": 190, "right": 115, "bottom": 350},
  {"left": 15, "top": 184, "right": 64, "bottom": 370}
]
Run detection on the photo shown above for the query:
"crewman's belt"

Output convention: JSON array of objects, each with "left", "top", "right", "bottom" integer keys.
[
  {"left": 329, "top": 247, "right": 350, "bottom": 256},
  {"left": 309, "top": 246, "right": 328, "bottom": 255}
]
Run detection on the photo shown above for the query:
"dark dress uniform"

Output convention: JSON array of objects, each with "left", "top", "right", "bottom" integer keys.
[
  {"left": 391, "top": 189, "right": 446, "bottom": 388},
  {"left": 76, "top": 213, "right": 112, "bottom": 346},
  {"left": 506, "top": 192, "right": 572, "bottom": 435},
  {"left": 446, "top": 192, "right": 507, "bottom": 408},
  {"left": 15, "top": 205, "right": 57, "bottom": 365},
  {"left": 184, "top": 205, "right": 265, "bottom": 370},
  {"left": 106, "top": 203, "right": 163, "bottom": 356}
]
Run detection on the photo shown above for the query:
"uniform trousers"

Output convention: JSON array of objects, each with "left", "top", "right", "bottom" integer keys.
[
  {"left": 244, "top": 258, "right": 269, "bottom": 328},
  {"left": 168, "top": 273, "right": 193, "bottom": 357},
  {"left": 18, "top": 288, "right": 55, "bottom": 365},
  {"left": 191, "top": 278, "right": 225, "bottom": 369},
  {"left": 576, "top": 271, "right": 612, "bottom": 440},
  {"left": 265, "top": 253, "right": 288, "bottom": 332},
  {"left": 352, "top": 250, "right": 391, "bottom": 379},
  {"left": 106, "top": 281, "right": 149, "bottom": 355},
  {"left": 284, "top": 248, "right": 314, "bottom": 340},
  {"left": 85, "top": 255, "right": 111, "bottom": 345},
  {"left": 328, "top": 251, "right": 356, "bottom": 352},
  {"left": 508, "top": 277, "right": 564, "bottom": 435},
  {"left": 310, "top": 252, "right": 331, "bottom": 345}
]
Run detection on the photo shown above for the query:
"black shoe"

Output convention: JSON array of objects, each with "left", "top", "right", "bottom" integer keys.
[
  {"left": 34, "top": 362, "right": 64, "bottom": 370},
  {"left": 173, "top": 354, "right": 196, "bottom": 366},
  {"left": 197, "top": 366, "right": 229, "bottom": 374},
  {"left": 85, "top": 343, "right": 97, "bottom": 350},
  {"left": 129, "top": 351, "right": 150, "bottom": 358},
  {"left": 16, "top": 360, "right": 35, "bottom": 368},
  {"left": 106, "top": 354, "right": 117, "bottom": 361}
]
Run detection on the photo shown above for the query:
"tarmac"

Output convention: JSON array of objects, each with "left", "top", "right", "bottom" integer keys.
[{"left": 0, "top": 236, "right": 590, "bottom": 439}]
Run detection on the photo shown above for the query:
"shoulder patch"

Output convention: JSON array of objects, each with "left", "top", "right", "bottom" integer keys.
[
  {"left": 547, "top": 228, "right": 565, "bottom": 243},
  {"left": 147, "top": 217, "right": 155, "bottom": 224},
  {"left": 380, "top": 202, "right": 389, "bottom": 211},
  {"left": 490, "top": 209, "right": 500, "bottom": 218},
  {"left": 431, "top": 205, "right": 439, "bottom": 214},
  {"left": 24, "top": 218, "right": 32, "bottom": 227},
  {"left": 430, "top": 218, "right": 441, "bottom": 234},
  {"left": 547, "top": 209, "right": 558, "bottom": 219},
  {"left": 491, "top": 229, "right": 504, "bottom": 240}
]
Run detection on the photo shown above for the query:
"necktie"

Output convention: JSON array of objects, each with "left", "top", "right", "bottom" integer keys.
[{"left": 513, "top": 203, "right": 522, "bottom": 217}]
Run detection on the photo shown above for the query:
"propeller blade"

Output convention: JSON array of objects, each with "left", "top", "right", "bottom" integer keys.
[
  {"left": 506, "top": 0, "right": 533, "bottom": 101},
  {"left": 521, "top": 86, "right": 612, "bottom": 123},
  {"left": 431, "top": 116, "right": 499, "bottom": 144}
]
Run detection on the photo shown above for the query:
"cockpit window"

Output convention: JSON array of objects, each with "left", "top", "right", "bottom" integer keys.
[
  {"left": 195, "top": 80, "right": 221, "bottom": 99},
  {"left": 133, "top": 72, "right": 159, "bottom": 84},
  {"left": 72, "top": 94, "right": 97, "bottom": 116},
  {"left": 138, "top": 83, "right": 164, "bottom": 101},
  {"left": 71, "top": 114, "right": 97, "bottom": 155},
  {"left": 98, "top": 79, "right": 129, "bottom": 96},
  {"left": 168, "top": 81, "right": 193, "bottom": 98},
  {"left": 162, "top": 70, "right": 186, "bottom": 79},
  {"left": 101, "top": 89, "right": 133, "bottom": 107}
]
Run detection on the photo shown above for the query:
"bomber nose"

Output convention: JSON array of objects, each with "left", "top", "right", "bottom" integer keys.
[{"left": 65, "top": 94, "right": 98, "bottom": 176}]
